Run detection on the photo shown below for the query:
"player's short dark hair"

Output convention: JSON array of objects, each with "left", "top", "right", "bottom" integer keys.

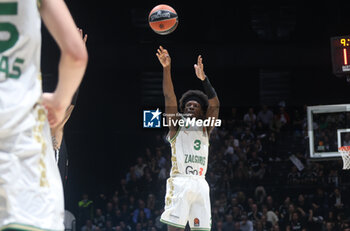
[{"left": 179, "top": 90, "right": 208, "bottom": 113}]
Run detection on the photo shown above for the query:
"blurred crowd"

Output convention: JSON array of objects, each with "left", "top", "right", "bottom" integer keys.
[{"left": 77, "top": 105, "right": 350, "bottom": 231}]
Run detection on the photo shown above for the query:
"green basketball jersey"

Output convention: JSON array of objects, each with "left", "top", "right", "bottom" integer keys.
[
  {"left": 168, "top": 122, "right": 209, "bottom": 177},
  {"left": 0, "top": 0, "right": 42, "bottom": 136}
]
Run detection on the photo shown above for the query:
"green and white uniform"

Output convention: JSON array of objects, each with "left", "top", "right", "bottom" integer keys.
[
  {"left": 161, "top": 122, "right": 212, "bottom": 230},
  {"left": 0, "top": 1, "right": 64, "bottom": 230}
]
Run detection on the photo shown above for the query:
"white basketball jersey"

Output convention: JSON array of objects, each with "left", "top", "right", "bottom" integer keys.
[
  {"left": 168, "top": 122, "right": 209, "bottom": 177},
  {"left": 0, "top": 0, "right": 42, "bottom": 137}
]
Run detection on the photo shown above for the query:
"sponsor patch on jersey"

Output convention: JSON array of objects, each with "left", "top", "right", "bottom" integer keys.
[{"left": 186, "top": 166, "right": 204, "bottom": 175}]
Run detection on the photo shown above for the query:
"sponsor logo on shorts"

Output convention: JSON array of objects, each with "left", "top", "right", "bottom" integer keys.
[
  {"left": 194, "top": 218, "right": 200, "bottom": 227},
  {"left": 170, "top": 214, "right": 180, "bottom": 219}
]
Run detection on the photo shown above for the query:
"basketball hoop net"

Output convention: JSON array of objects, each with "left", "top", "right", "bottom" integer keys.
[{"left": 338, "top": 146, "right": 350, "bottom": 170}]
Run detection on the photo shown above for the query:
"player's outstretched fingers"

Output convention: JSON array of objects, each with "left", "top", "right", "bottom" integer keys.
[
  {"left": 160, "top": 46, "right": 168, "bottom": 54},
  {"left": 198, "top": 55, "right": 203, "bottom": 68}
]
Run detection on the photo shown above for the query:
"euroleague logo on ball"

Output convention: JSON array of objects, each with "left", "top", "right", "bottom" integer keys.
[
  {"left": 148, "top": 4, "right": 178, "bottom": 35},
  {"left": 150, "top": 10, "right": 171, "bottom": 21}
]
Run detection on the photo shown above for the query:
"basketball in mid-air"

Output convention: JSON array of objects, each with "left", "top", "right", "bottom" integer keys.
[{"left": 148, "top": 4, "right": 178, "bottom": 35}]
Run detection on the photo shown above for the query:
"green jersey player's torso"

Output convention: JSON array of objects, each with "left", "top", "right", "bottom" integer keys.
[
  {"left": 0, "top": 0, "right": 42, "bottom": 136},
  {"left": 168, "top": 122, "right": 209, "bottom": 177}
]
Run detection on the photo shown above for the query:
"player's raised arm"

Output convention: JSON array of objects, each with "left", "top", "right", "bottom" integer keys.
[
  {"left": 156, "top": 46, "right": 179, "bottom": 136},
  {"left": 39, "top": 0, "right": 88, "bottom": 127},
  {"left": 194, "top": 55, "right": 220, "bottom": 135}
]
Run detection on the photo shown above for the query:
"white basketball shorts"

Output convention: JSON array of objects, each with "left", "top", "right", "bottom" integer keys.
[
  {"left": 160, "top": 176, "right": 212, "bottom": 230},
  {"left": 0, "top": 103, "right": 64, "bottom": 231}
]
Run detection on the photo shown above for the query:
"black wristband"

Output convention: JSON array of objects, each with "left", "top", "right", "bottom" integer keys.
[{"left": 202, "top": 77, "right": 217, "bottom": 99}]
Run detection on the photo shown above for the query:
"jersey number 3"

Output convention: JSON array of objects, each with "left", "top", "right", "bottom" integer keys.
[{"left": 194, "top": 139, "right": 201, "bottom": 151}]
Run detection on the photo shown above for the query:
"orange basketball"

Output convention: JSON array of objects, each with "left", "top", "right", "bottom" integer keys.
[{"left": 148, "top": 5, "right": 178, "bottom": 35}]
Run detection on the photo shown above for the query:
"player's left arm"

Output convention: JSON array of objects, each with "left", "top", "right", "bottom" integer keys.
[
  {"left": 50, "top": 28, "right": 86, "bottom": 149},
  {"left": 194, "top": 55, "right": 220, "bottom": 135}
]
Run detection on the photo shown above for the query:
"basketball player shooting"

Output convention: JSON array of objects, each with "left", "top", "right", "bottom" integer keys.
[{"left": 156, "top": 46, "right": 220, "bottom": 231}]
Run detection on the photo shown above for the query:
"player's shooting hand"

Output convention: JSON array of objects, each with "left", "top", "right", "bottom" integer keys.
[
  {"left": 41, "top": 93, "right": 70, "bottom": 128},
  {"left": 156, "top": 46, "right": 171, "bottom": 68},
  {"left": 194, "top": 55, "right": 206, "bottom": 81}
]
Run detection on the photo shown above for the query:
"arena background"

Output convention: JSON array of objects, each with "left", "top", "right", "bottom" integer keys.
[{"left": 40, "top": 0, "right": 350, "bottom": 228}]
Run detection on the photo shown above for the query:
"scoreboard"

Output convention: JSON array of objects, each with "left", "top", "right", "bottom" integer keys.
[{"left": 331, "top": 35, "right": 350, "bottom": 77}]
